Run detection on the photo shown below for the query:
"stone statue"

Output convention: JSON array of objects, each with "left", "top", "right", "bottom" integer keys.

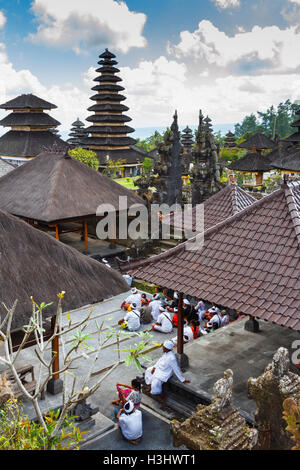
[
  {"left": 248, "top": 347, "right": 300, "bottom": 450},
  {"left": 170, "top": 369, "right": 257, "bottom": 450}
]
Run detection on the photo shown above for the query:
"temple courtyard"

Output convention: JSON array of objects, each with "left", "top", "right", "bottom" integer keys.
[{"left": 2, "top": 288, "right": 298, "bottom": 450}]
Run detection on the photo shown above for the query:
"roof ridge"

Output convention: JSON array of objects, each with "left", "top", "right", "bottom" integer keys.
[
  {"left": 283, "top": 181, "right": 300, "bottom": 246},
  {"left": 126, "top": 187, "right": 284, "bottom": 274},
  {"left": 231, "top": 184, "right": 238, "bottom": 214}
]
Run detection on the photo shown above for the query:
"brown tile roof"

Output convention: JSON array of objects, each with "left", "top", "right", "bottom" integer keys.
[
  {"left": 162, "top": 184, "right": 256, "bottom": 233},
  {"left": 125, "top": 181, "right": 300, "bottom": 331}
]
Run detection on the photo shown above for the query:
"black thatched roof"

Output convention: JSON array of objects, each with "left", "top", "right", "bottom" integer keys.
[
  {"left": 0, "top": 209, "right": 129, "bottom": 331},
  {"left": 0, "top": 130, "right": 68, "bottom": 157},
  {"left": 99, "top": 49, "right": 116, "bottom": 59},
  {"left": 0, "top": 94, "right": 57, "bottom": 110},
  {"left": 228, "top": 151, "right": 274, "bottom": 172},
  {"left": 283, "top": 131, "right": 300, "bottom": 143},
  {"left": 85, "top": 125, "right": 134, "bottom": 135},
  {"left": 92, "top": 84, "right": 125, "bottom": 92},
  {"left": 89, "top": 93, "right": 126, "bottom": 102},
  {"left": 0, "top": 149, "right": 145, "bottom": 222},
  {"left": 271, "top": 149, "right": 300, "bottom": 172},
  {"left": 238, "top": 132, "right": 276, "bottom": 150},
  {"left": 0, "top": 112, "right": 60, "bottom": 127},
  {"left": 87, "top": 105, "right": 130, "bottom": 115}
]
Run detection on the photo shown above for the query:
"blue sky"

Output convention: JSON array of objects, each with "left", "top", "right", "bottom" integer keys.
[{"left": 0, "top": 0, "right": 299, "bottom": 138}]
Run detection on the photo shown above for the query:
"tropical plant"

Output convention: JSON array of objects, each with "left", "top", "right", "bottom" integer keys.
[
  {"left": 282, "top": 397, "right": 300, "bottom": 450},
  {"left": 68, "top": 148, "right": 99, "bottom": 171}
]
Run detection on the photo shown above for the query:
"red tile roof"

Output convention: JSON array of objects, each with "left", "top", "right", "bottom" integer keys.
[
  {"left": 125, "top": 181, "right": 300, "bottom": 331},
  {"left": 162, "top": 184, "right": 256, "bottom": 234}
]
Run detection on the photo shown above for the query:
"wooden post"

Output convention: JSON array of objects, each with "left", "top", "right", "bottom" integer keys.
[
  {"left": 55, "top": 224, "right": 60, "bottom": 241},
  {"left": 51, "top": 316, "right": 60, "bottom": 380},
  {"left": 177, "top": 292, "right": 184, "bottom": 355},
  {"left": 83, "top": 219, "right": 88, "bottom": 250}
]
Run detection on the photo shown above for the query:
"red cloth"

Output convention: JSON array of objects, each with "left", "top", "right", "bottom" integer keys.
[{"left": 172, "top": 313, "right": 178, "bottom": 327}]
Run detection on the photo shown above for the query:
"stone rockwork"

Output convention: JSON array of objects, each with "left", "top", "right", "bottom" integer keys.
[
  {"left": 153, "top": 111, "right": 184, "bottom": 207},
  {"left": 170, "top": 369, "right": 257, "bottom": 450},
  {"left": 248, "top": 347, "right": 300, "bottom": 450},
  {"left": 190, "top": 110, "right": 224, "bottom": 206}
]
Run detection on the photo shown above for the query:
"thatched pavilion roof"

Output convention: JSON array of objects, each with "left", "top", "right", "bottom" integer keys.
[
  {"left": 0, "top": 149, "right": 145, "bottom": 223},
  {"left": 0, "top": 209, "right": 129, "bottom": 331}
]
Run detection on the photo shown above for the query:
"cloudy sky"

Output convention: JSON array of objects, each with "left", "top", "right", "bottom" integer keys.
[{"left": 0, "top": 0, "right": 300, "bottom": 137}]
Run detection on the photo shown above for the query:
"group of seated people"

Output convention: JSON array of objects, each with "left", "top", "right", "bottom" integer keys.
[{"left": 118, "top": 286, "right": 243, "bottom": 340}]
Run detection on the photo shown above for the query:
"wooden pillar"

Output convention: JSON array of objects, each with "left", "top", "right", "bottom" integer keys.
[
  {"left": 51, "top": 315, "right": 60, "bottom": 380},
  {"left": 55, "top": 224, "right": 60, "bottom": 241},
  {"left": 83, "top": 219, "right": 88, "bottom": 250},
  {"left": 177, "top": 292, "right": 184, "bottom": 355}
]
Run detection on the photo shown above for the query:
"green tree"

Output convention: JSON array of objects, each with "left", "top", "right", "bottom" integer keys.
[
  {"left": 234, "top": 113, "right": 260, "bottom": 139},
  {"left": 136, "top": 130, "right": 164, "bottom": 152},
  {"left": 142, "top": 157, "right": 153, "bottom": 175},
  {"left": 68, "top": 148, "right": 99, "bottom": 171}
]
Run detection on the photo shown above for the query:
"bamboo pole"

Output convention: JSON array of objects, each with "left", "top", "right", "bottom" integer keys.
[
  {"left": 55, "top": 224, "right": 60, "bottom": 241},
  {"left": 83, "top": 220, "right": 88, "bottom": 250}
]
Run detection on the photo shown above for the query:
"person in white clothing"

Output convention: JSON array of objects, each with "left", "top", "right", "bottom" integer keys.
[
  {"left": 118, "top": 304, "right": 140, "bottom": 331},
  {"left": 117, "top": 400, "right": 143, "bottom": 444},
  {"left": 152, "top": 307, "right": 173, "bottom": 333},
  {"left": 144, "top": 340, "right": 190, "bottom": 407},
  {"left": 195, "top": 299, "right": 207, "bottom": 322},
  {"left": 149, "top": 294, "right": 162, "bottom": 321},
  {"left": 220, "top": 310, "right": 230, "bottom": 327},
  {"left": 121, "top": 287, "right": 142, "bottom": 310}
]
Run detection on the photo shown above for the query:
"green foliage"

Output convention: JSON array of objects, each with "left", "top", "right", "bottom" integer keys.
[
  {"left": 262, "top": 172, "right": 282, "bottom": 193},
  {"left": 142, "top": 157, "right": 153, "bottom": 174},
  {"left": 103, "top": 158, "right": 126, "bottom": 178},
  {"left": 136, "top": 130, "right": 164, "bottom": 152},
  {"left": 220, "top": 147, "right": 244, "bottom": 164},
  {"left": 0, "top": 399, "right": 86, "bottom": 450},
  {"left": 234, "top": 100, "right": 299, "bottom": 140},
  {"left": 68, "top": 148, "right": 99, "bottom": 171}
]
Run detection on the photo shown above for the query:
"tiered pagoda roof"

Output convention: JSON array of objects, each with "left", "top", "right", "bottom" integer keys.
[
  {"left": 181, "top": 126, "right": 194, "bottom": 153},
  {"left": 224, "top": 131, "right": 236, "bottom": 148},
  {"left": 0, "top": 94, "right": 67, "bottom": 160},
  {"left": 67, "top": 118, "right": 88, "bottom": 147},
  {"left": 124, "top": 179, "right": 300, "bottom": 331},
  {"left": 83, "top": 49, "right": 143, "bottom": 165},
  {"left": 229, "top": 132, "right": 276, "bottom": 173}
]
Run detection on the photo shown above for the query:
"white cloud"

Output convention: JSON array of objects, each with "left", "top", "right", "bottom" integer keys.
[
  {"left": 0, "top": 11, "right": 6, "bottom": 29},
  {"left": 28, "top": 0, "right": 147, "bottom": 54},
  {"left": 167, "top": 20, "right": 300, "bottom": 73},
  {"left": 211, "top": 0, "right": 240, "bottom": 8}
]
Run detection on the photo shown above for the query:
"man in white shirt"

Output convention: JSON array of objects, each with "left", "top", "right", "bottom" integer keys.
[
  {"left": 119, "top": 304, "right": 140, "bottom": 331},
  {"left": 195, "top": 299, "right": 207, "bottom": 322},
  {"left": 144, "top": 340, "right": 190, "bottom": 407},
  {"left": 220, "top": 310, "right": 230, "bottom": 327},
  {"left": 117, "top": 400, "right": 143, "bottom": 444},
  {"left": 152, "top": 307, "right": 173, "bottom": 333},
  {"left": 121, "top": 287, "right": 142, "bottom": 310},
  {"left": 149, "top": 294, "right": 162, "bottom": 321}
]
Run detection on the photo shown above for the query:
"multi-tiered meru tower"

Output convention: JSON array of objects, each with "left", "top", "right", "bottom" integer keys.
[{"left": 83, "top": 49, "right": 145, "bottom": 176}]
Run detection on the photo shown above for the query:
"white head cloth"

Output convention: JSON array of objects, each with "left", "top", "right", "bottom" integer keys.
[{"left": 163, "top": 340, "right": 175, "bottom": 350}]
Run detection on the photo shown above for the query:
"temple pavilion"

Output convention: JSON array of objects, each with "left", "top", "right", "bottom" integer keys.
[
  {"left": 83, "top": 49, "right": 145, "bottom": 177},
  {"left": 0, "top": 148, "right": 145, "bottom": 250},
  {"left": 228, "top": 132, "right": 276, "bottom": 186},
  {"left": 0, "top": 94, "right": 67, "bottom": 165},
  {"left": 123, "top": 178, "right": 300, "bottom": 352}
]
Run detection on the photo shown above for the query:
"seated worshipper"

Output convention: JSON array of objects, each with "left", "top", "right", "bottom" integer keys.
[
  {"left": 206, "top": 321, "right": 219, "bottom": 333},
  {"left": 112, "top": 379, "right": 142, "bottom": 408},
  {"left": 220, "top": 310, "right": 230, "bottom": 327},
  {"left": 121, "top": 287, "right": 142, "bottom": 310},
  {"left": 118, "top": 303, "right": 141, "bottom": 331},
  {"left": 139, "top": 304, "right": 153, "bottom": 324},
  {"left": 171, "top": 307, "right": 179, "bottom": 327},
  {"left": 182, "top": 298, "right": 195, "bottom": 322},
  {"left": 116, "top": 400, "right": 143, "bottom": 445},
  {"left": 149, "top": 294, "right": 162, "bottom": 321},
  {"left": 144, "top": 340, "right": 190, "bottom": 408},
  {"left": 152, "top": 306, "right": 173, "bottom": 333},
  {"left": 141, "top": 293, "right": 149, "bottom": 306},
  {"left": 195, "top": 299, "right": 208, "bottom": 322},
  {"left": 154, "top": 286, "right": 165, "bottom": 300}
]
